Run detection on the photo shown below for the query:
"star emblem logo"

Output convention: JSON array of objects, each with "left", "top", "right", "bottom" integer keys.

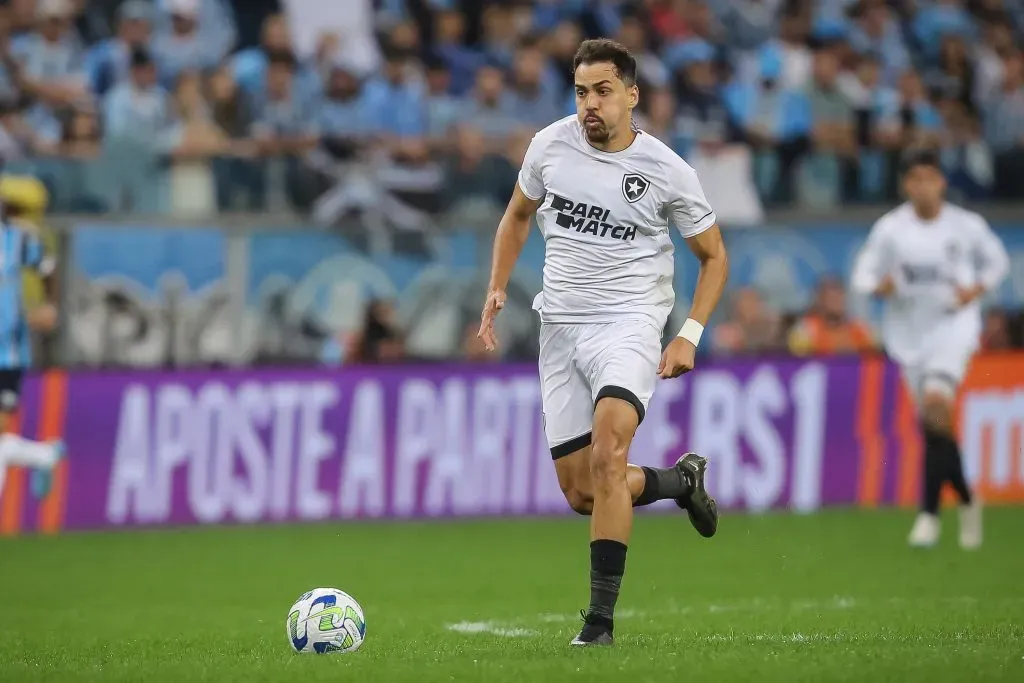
[{"left": 621, "top": 173, "right": 650, "bottom": 203}]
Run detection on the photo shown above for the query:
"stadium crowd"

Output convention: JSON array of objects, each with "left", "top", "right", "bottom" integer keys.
[{"left": 0, "top": 0, "right": 1021, "bottom": 215}]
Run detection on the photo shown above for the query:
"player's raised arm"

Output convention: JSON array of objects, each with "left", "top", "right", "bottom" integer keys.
[
  {"left": 850, "top": 219, "right": 896, "bottom": 298},
  {"left": 660, "top": 161, "right": 728, "bottom": 378},
  {"left": 478, "top": 182, "right": 542, "bottom": 352}
]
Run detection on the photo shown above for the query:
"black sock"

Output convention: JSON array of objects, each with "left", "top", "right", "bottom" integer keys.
[
  {"left": 940, "top": 433, "right": 973, "bottom": 505},
  {"left": 922, "top": 428, "right": 945, "bottom": 515},
  {"left": 588, "top": 540, "right": 627, "bottom": 629},
  {"left": 633, "top": 466, "right": 689, "bottom": 507}
]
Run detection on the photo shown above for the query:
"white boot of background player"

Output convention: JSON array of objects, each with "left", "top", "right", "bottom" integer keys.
[
  {"left": 958, "top": 500, "right": 982, "bottom": 550},
  {"left": 908, "top": 512, "right": 940, "bottom": 548},
  {"left": 0, "top": 434, "right": 63, "bottom": 499}
]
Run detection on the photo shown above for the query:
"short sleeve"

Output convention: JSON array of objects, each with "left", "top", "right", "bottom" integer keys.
[
  {"left": 516, "top": 132, "right": 547, "bottom": 200},
  {"left": 666, "top": 158, "right": 717, "bottom": 238}
]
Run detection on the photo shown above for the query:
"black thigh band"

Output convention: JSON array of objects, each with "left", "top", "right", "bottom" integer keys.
[
  {"left": 551, "top": 432, "right": 592, "bottom": 460},
  {"left": 595, "top": 385, "right": 645, "bottom": 424}
]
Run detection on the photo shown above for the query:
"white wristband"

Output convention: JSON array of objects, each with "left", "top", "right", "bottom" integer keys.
[{"left": 677, "top": 318, "right": 704, "bottom": 347}]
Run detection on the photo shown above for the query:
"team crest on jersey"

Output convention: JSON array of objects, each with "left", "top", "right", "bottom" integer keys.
[{"left": 621, "top": 173, "right": 650, "bottom": 203}]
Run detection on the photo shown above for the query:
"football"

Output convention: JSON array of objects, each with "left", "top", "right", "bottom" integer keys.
[{"left": 286, "top": 588, "right": 366, "bottom": 654}]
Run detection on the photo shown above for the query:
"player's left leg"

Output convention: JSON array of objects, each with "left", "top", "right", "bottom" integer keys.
[{"left": 569, "top": 321, "right": 716, "bottom": 647}]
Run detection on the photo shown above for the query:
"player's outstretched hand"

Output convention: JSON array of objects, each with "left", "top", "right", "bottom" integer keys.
[
  {"left": 478, "top": 289, "right": 506, "bottom": 352},
  {"left": 658, "top": 337, "right": 696, "bottom": 379}
]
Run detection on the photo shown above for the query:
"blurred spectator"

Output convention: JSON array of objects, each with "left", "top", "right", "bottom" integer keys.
[
  {"left": 712, "top": 287, "right": 786, "bottom": 356},
  {"left": 480, "top": 4, "right": 520, "bottom": 69},
  {"left": 443, "top": 124, "right": 517, "bottom": 210},
  {"left": 232, "top": 13, "right": 295, "bottom": 95},
  {"left": 973, "top": 19, "right": 1017, "bottom": 104},
  {"left": 925, "top": 35, "right": 975, "bottom": 112},
  {"left": 154, "top": 0, "right": 236, "bottom": 64},
  {"left": 151, "top": 0, "right": 230, "bottom": 89},
  {"left": 714, "top": 0, "right": 780, "bottom": 52},
  {"left": 317, "top": 62, "right": 371, "bottom": 158},
  {"left": 169, "top": 70, "right": 226, "bottom": 160},
  {"left": 83, "top": 0, "right": 152, "bottom": 98},
  {"left": 848, "top": 0, "right": 910, "bottom": 86},
  {"left": 463, "top": 64, "right": 519, "bottom": 146},
  {"left": 638, "top": 88, "right": 676, "bottom": 141},
  {"left": 982, "top": 51, "right": 1024, "bottom": 199},
  {"left": 723, "top": 45, "right": 811, "bottom": 203},
  {"left": 745, "top": 10, "right": 813, "bottom": 91},
  {"left": 432, "top": 9, "right": 484, "bottom": 96},
  {"left": 616, "top": 15, "right": 670, "bottom": 90},
  {"left": 546, "top": 19, "right": 583, "bottom": 91},
  {"left": 252, "top": 51, "right": 318, "bottom": 209},
  {"left": 100, "top": 46, "right": 179, "bottom": 211},
  {"left": 423, "top": 58, "right": 466, "bottom": 144},
  {"left": 508, "top": 36, "right": 561, "bottom": 127},
  {"left": 912, "top": 0, "right": 976, "bottom": 61},
  {"left": 207, "top": 63, "right": 261, "bottom": 210},
  {"left": 670, "top": 41, "right": 741, "bottom": 158},
  {"left": 937, "top": 97, "right": 992, "bottom": 199},
  {"left": 9, "top": 0, "right": 87, "bottom": 110},
  {"left": 788, "top": 277, "right": 875, "bottom": 356},
  {"left": 801, "top": 47, "right": 856, "bottom": 205},
  {"left": 981, "top": 309, "right": 1012, "bottom": 350},
  {"left": 362, "top": 46, "right": 426, "bottom": 139}
]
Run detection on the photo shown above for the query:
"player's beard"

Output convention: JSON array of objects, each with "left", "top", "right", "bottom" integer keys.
[{"left": 583, "top": 118, "right": 610, "bottom": 144}]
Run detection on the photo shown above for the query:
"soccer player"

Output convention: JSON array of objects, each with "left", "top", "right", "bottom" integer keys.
[
  {"left": 851, "top": 150, "right": 1009, "bottom": 550},
  {"left": 0, "top": 204, "right": 64, "bottom": 502},
  {"left": 478, "top": 39, "right": 728, "bottom": 646}
]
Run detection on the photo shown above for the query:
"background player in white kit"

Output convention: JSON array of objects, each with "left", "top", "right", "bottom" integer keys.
[
  {"left": 851, "top": 151, "right": 1009, "bottom": 550},
  {"left": 478, "top": 39, "right": 729, "bottom": 646}
]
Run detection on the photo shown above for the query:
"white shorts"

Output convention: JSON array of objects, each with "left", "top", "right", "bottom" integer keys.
[
  {"left": 901, "top": 341, "right": 977, "bottom": 404},
  {"left": 538, "top": 319, "right": 662, "bottom": 459}
]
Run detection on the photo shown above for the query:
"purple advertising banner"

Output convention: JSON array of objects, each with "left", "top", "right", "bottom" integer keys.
[{"left": 4, "top": 357, "right": 897, "bottom": 533}]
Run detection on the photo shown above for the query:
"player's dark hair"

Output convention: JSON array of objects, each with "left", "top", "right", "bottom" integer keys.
[
  {"left": 572, "top": 39, "right": 637, "bottom": 86},
  {"left": 900, "top": 148, "right": 942, "bottom": 176}
]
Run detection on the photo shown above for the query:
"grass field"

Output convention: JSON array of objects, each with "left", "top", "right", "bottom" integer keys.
[{"left": 2, "top": 507, "right": 1023, "bottom": 682}]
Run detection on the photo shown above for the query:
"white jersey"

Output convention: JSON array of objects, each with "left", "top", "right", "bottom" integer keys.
[
  {"left": 518, "top": 115, "right": 717, "bottom": 331},
  {"left": 850, "top": 202, "right": 1009, "bottom": 365}
]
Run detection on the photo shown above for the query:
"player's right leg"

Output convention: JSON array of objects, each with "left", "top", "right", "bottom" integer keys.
[
  {"left": 0, "top": 369, "right": 65, "bottom": 500},
  {"left": 903, "top": 364, "right": 942, "bottom": 547}
]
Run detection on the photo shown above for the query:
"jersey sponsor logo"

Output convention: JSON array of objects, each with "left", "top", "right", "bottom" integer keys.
[
  {"left": 900, "top": 263, "right": 943, "bottom": 284},
  {"left": 549, "top": 194, "right": 637, "bottom": 242},
  {"left": 621, "top": 173, "right": 650, "bottom": 203}
]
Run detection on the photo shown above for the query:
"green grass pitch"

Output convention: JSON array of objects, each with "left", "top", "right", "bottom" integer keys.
[{"left": 2, "top": 507, "right": 1022, "bottom": 682}]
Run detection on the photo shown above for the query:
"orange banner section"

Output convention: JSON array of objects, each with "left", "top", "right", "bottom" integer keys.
[
  {"left": 0, "top": 413, "right": 25, "bottom": 535},
  {"left": 957, "top": 353, "right": 1024, "bottom": 504}
]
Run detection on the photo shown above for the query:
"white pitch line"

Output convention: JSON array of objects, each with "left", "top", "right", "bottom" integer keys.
[
  {"left": 446, "top": 621, "right": 538, "bottom": 637},
  {"left": 448, "top": 596, "right": 1014, "bottom": 640}
]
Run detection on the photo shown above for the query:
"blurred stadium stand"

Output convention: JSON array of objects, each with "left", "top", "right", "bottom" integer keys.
[{"left": 1, "top": 0, "right": 1022, "bottom": 368}]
